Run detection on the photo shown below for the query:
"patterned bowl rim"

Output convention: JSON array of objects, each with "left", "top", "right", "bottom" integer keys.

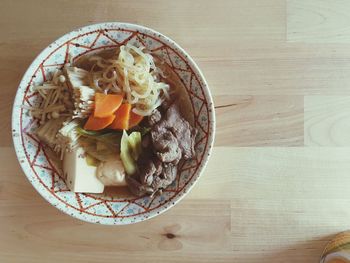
[{"left": 11, "top": 22, "right": 216, "bottom": 225}]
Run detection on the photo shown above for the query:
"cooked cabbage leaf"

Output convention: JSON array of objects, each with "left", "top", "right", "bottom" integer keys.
[{"left": 120, "top": 130, "right": 142, "bottom": 175}]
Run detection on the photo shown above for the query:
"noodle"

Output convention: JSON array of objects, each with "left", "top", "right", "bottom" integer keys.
[{"left": 88, "top": 44, "right": 170, "bottom": 115}]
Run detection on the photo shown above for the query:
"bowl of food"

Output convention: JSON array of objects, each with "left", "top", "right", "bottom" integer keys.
[{"left": 12, "top": 22, "right": 215, "bottom": 224}]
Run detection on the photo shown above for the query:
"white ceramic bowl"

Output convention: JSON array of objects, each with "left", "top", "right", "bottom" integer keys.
[{"left": 12, "top": 22, "right": 215, "bottom": 225}]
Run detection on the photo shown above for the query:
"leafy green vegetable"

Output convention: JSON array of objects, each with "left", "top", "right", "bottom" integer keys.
[
  {"left": 120, "top": 130, "right": 137, "bottom": 175},
  {"left": 76, "top": 126, "right": 143, "bottom": 174},
  {"left": 120, "top": 130, "right": 142, "bottom": 175},
  {"left": 128, "top": 132, "right": 142, "bottom": 160},
  {"left": 76, "top": 127, "right": 122, "bottom": 148},
  {"left": 79, "top": 137, "right": 117, "bottom": 162},
  {"left": 77, "top": 126, "right": 121, "bottom": 162}
]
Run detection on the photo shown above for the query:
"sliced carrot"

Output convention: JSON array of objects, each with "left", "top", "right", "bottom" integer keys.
[
  {"left": 109, "top": 103, "right": 131, "bottom": 130},
  {"left": 84, "top": 114, "right": 115, "bottom": 131},
  {"left": 94, "top": 93, "right": 123, "bottom": 118},
  {"left": 128, "top": 111, "right": 144, "bottom": 129}
]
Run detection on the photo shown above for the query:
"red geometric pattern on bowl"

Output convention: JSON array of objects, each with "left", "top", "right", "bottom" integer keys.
[{"left": 12, "top": 23, "right": 215, "bottom": 224}]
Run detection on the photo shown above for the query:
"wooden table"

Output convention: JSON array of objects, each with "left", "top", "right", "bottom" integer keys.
[{"left": 2, "top": 0, "right": 350, "bottom": 262}]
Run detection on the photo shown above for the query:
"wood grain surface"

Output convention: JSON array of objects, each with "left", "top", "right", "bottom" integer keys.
[{"left": 1, "top": 0, "right": 350, "bottom": 262}]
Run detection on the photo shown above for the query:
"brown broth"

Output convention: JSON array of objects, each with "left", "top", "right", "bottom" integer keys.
[
  {"left": 103, "top": 186, "right": 131, "bottom": 198},
  {"left": 156, "top": 59, "right": 195, "bottom": 125},
  {"left": 73, "top": 48, "right": 117, "bottom": 70}
]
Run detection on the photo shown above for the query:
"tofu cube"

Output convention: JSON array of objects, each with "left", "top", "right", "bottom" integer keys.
[{"left": 63, "top": 147, "right": 104, "bottom": 193}]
